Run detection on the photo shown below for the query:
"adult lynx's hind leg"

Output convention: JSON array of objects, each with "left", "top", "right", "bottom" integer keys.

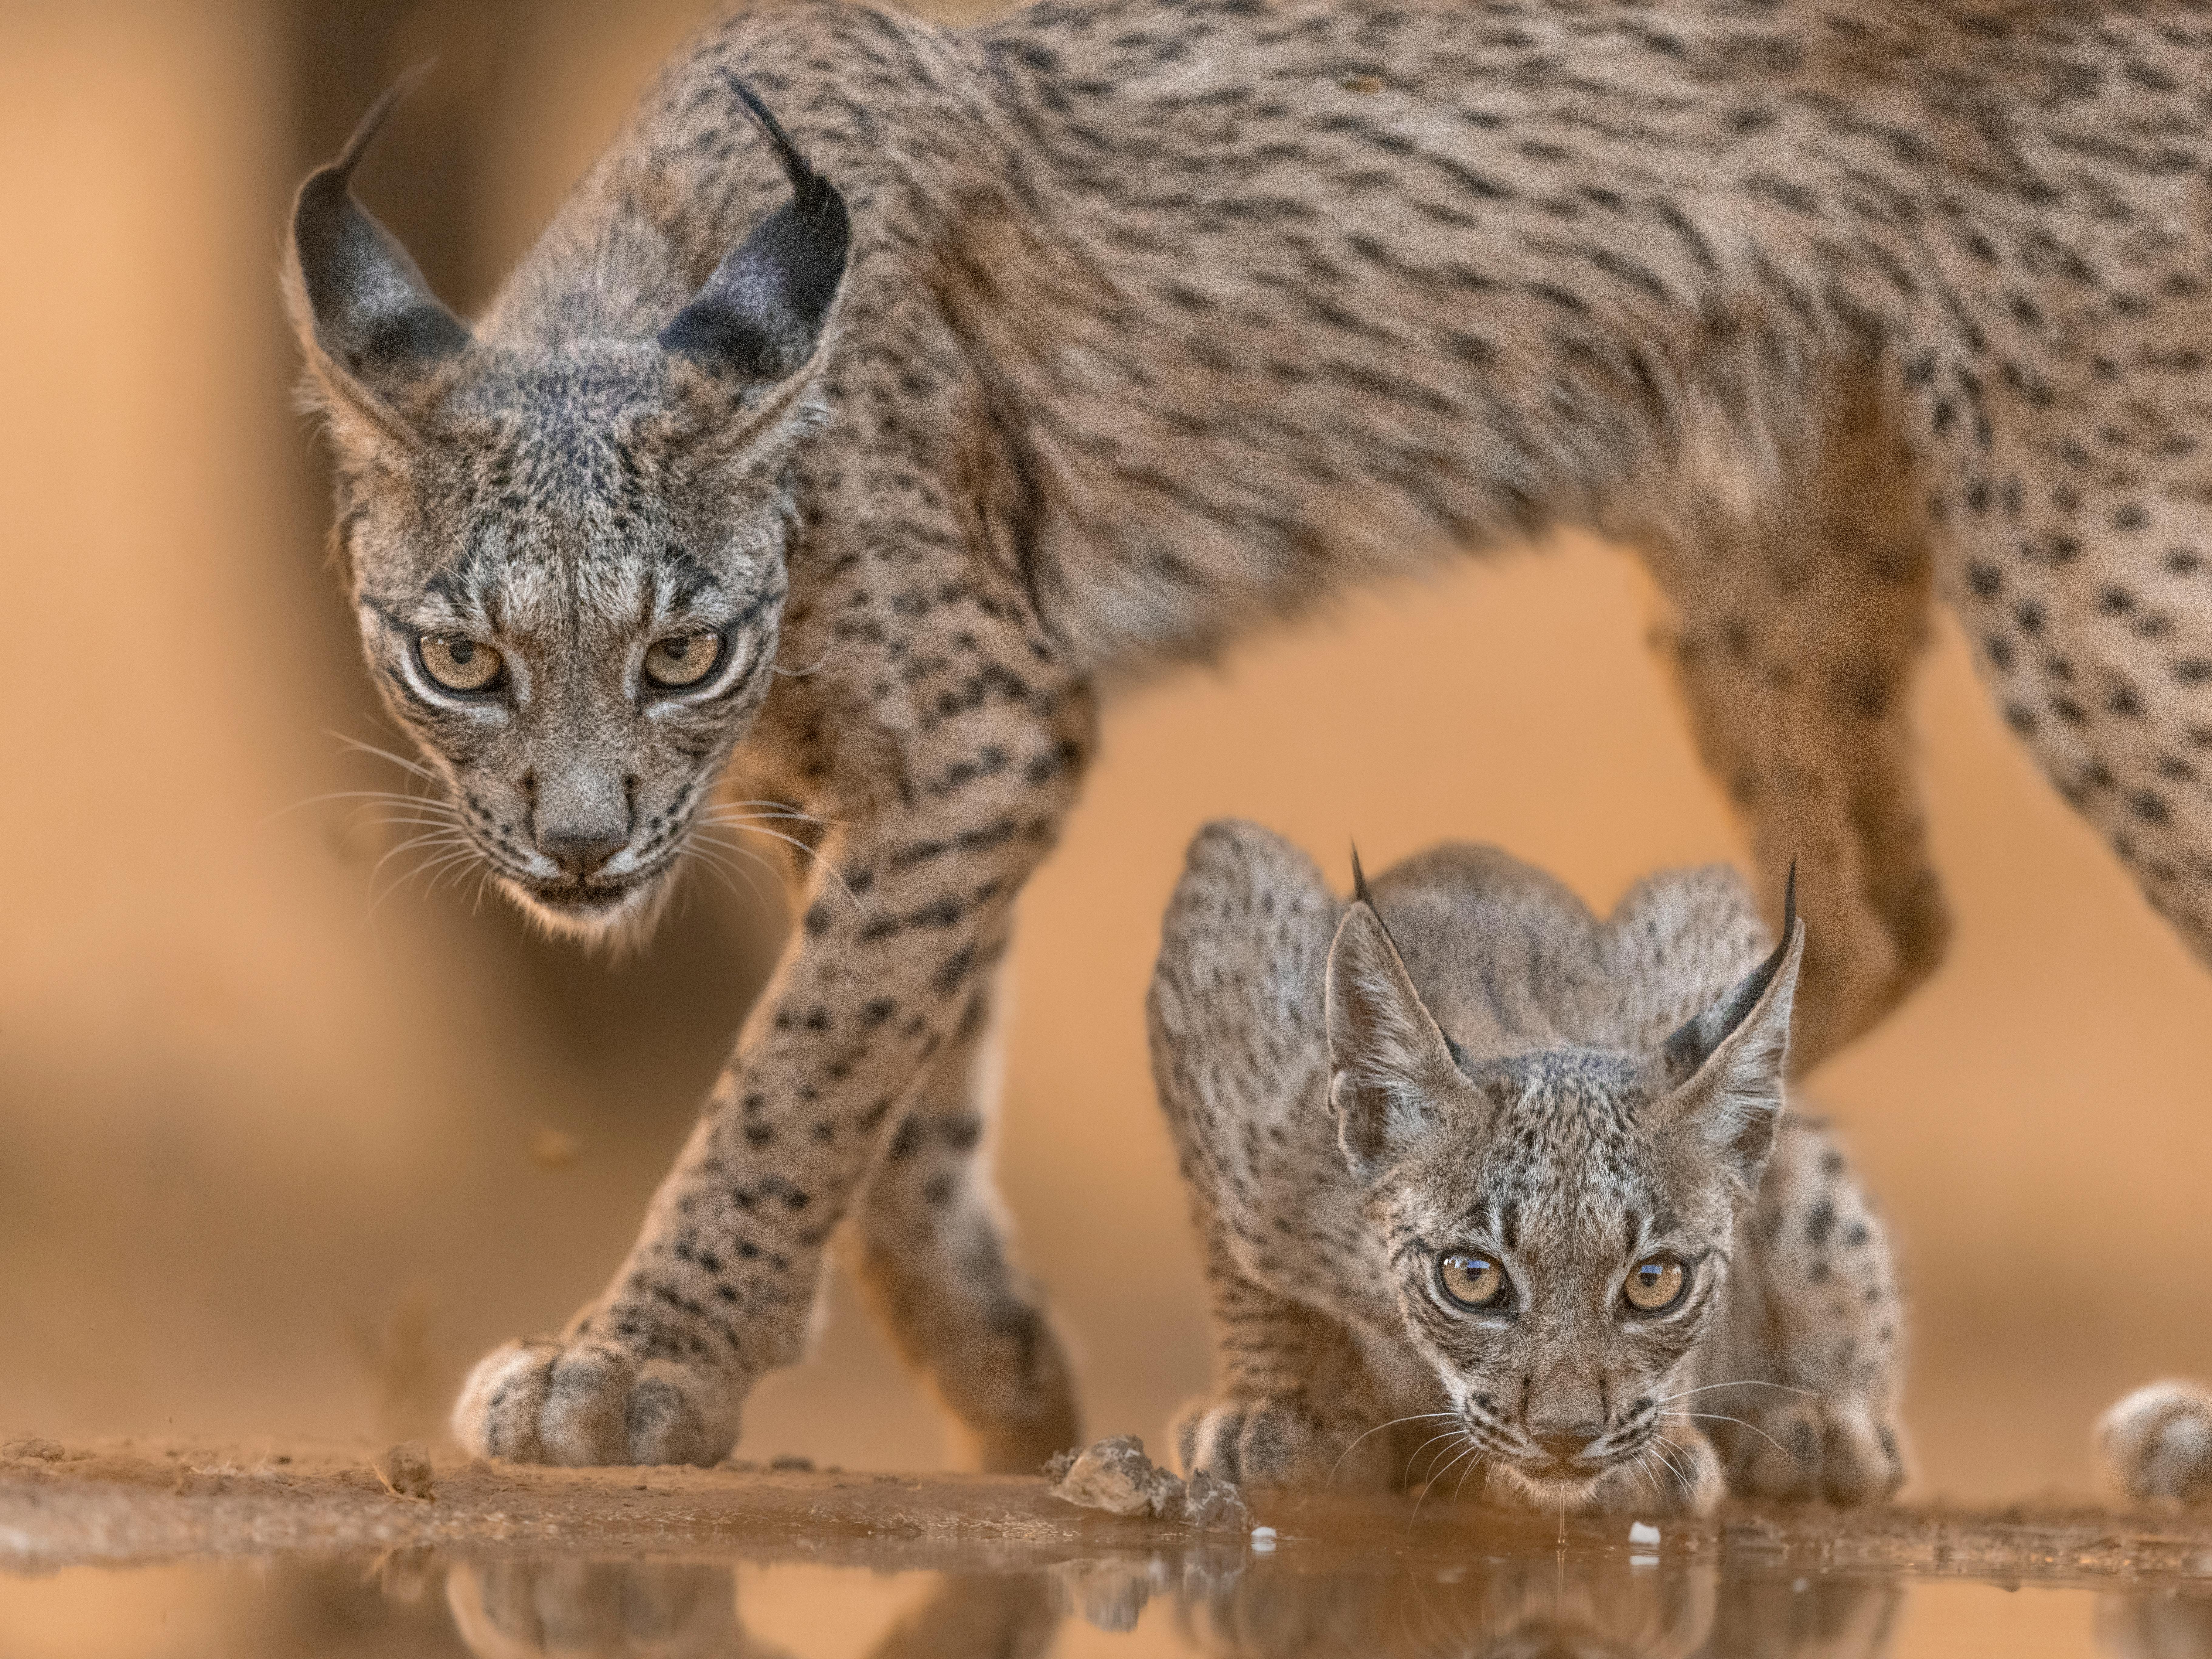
[
  {"left": 848, "top": 971, "right": 1079, "bottom": 1473},
  {"left": 1631, "top": 367, "right": 1948, "bottom": 1071}
]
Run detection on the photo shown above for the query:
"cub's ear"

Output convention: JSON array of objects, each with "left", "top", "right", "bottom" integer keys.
[
  {"left": 1649, "top": 870, "right": 1805, "bottom": 1186},
  {"left": 285, "top": 66, "right": 471, "bottom": 440},
  {"left": 659, "top": 76, "right": 850, "bottom": 387},
  {"left": 1326, "top": 862, "right": 1465, "bottom": 1182}
]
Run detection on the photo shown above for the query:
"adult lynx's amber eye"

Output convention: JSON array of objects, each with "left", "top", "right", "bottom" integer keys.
[
  {"left": 1439, "top": 1251, "right": 1511, "bottom": 1311},
  {"left": 418, "top": 635, "right": 504, "bottom": 693},
  {"left": 1623, "top": 1255, "right": 1689, "bottom": 1313},
  {"left": 644, "top": 632, "right": 722, "bottom": 689}
]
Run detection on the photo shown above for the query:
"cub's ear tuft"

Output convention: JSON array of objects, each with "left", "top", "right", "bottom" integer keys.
[
  {"left": 285, "top": 65, "right": 471, "bottom": 430},
  {"left": 658, "top": 75, "right": 850, "bottom": 385},
  {"left": 1651, "top": 868, "right": 1804, "bottom": 1185},
  {"left": 1325, "top": 890, "right": 1465, "bottom": 1182}
]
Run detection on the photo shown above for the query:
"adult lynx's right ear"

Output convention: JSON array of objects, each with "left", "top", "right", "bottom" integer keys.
[
  {"left": 284, "top": 66, "right": 471, "bottom": 447},
  {"left": 1326, "top": 855, "right": 1465, "bottom": 1181}
]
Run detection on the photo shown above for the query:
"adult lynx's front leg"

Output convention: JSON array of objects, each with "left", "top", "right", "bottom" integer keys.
[{"left": 456, "top": 682, "right": 1094, "bottom": 1466}]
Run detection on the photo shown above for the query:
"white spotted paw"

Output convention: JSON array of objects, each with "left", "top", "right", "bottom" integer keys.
[
  {"left": 1724, "top": 1397, "right": 1906, "bottom": 1505},
  {"left": 453, "top": 1336, "right": 741, "bottom": 1467},
  {"left": 1171, "top": 1395, "right": 1392, "bottom": 1490},
  {"left": 2098, "top": 1380, "right": 2212, "bottom": 1501}
]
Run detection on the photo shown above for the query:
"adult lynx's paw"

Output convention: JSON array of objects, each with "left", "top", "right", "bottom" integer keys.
[
  {"left": 453, "top": 1337, "right": 741, "bottom": 1467},
  {"left": 2098, "top": 1380, "right": 2212, "bottom": 1501},
  {"left": 1171, "top": 1395, "right": 1394, "bottom": 1489}
]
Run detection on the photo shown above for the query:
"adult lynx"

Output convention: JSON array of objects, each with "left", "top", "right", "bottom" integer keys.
[{"left": 284, "top": 1, "right": 2212, "bottom": 1465}]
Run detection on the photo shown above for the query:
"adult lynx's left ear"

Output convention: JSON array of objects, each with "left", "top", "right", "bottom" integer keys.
[
  {"left": 659, "top": 76, "right": 850, "bottom": 393},
  {"left": 1649, "top": 870, "right": 1805, "bottom": 1187}
]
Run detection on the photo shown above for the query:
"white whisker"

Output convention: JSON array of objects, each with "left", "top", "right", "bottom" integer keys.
[{"left": 1328, "top": 1412, "right": 1456, "bottom": 1486}]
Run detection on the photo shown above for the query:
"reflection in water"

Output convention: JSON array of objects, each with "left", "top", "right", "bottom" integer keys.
[
  {"left": 2100, "top": 1588, "right": 2212, "bottom": 1659},
  {"left": 11, "top": 1549, "right": 2212, "bottom": 1657},
  {"left": 447, "top": 1560, "right": 1057, "bottom": 1659},
  {"left": 436, "top": 1550, "right": 1903, "bottom": 1659}
]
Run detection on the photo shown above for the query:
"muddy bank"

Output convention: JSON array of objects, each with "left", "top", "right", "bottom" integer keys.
[{"left": 5, "top": 1435, "right": 2212, "bottom": 1585}]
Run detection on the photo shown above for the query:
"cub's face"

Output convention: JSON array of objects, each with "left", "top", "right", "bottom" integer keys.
[
  {"left": 1323, "top": 881, "right": 1802, "bottom": 1508},
  {"left": 1372, "top": 1052, "right": 1743, "bottom": 1509}
]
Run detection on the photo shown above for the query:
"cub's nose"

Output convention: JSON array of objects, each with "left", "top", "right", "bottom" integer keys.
[
  {"left": 538, "top": 824, "right": 629, "bottom": 877},
  {"left": 1531, "top": 1421, "right": 1605, "bottom": 1462}
]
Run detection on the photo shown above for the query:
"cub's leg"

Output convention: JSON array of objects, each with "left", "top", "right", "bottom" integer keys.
[
  {"left": 1171, "top": 1226, "right": 1398, "bottom": 1490},
  {"left": 1697, "top": 1117, "right": 1908, "bottom": 1504},
  {"left": 2097, "top": 1381, "right": 2212, "bottom": 1502},
  {"left": 1628, "top": 367, "right": 1948, "bottom": 1070},
  {"left": 847, "top": 971, "right": 1079, "bottom": 1473},
  {"left": 1147, "top": 820, "right": 1402, "bottom": 1489}
]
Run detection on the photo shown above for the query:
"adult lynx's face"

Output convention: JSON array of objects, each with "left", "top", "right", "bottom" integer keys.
[
  {"left": 1325, "top": 878, "right": 1803, "bottom": 1509},
  {"left": 283, "top": 76, "right": 846, "bottom": 936}
]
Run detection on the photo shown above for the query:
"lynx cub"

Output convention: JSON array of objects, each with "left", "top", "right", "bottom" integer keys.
[{"left": 1149, "top": 823, "right": 1905, "bottom": 1513}]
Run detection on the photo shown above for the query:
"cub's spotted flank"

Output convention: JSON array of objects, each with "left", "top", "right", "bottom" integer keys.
[
  {"left": 1149, "top": 824, "right": 1905, "bottom": 1512},
  {"left": 283, "top": 0, "right": 2212, "bottom": 1464}
]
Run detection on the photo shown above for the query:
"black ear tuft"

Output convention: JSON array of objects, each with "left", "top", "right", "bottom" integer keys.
[
  {"left": 1659, "top": 866, "right": 1804, "bottom": 1081},
  {"left": 289, "top": 64, "right": 471, "bottom": 387},
  {"left": 1350, "top": 844, "right": 1374, "bottom": 908},
  {"left": 658, "top": 74, "right": 851, "bottom": 383}
]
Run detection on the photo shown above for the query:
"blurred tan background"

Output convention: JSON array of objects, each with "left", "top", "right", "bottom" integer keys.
[{"left": 2, "top": 0, "right": 2209, "bottom": 1504}]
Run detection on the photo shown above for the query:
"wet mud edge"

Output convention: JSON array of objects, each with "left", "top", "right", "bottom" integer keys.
[{"left": 4, "top": 1436, "right": 2212, "bottom": 1582}]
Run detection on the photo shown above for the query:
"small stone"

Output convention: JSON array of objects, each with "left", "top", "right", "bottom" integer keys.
[
  {"left": 1041, "top": 1447, "right": 1078, "bottom": 1484},
  {"left": 1629, "top": 1521, "right": 1661, "bottom": 1547},
  {"left": 1182, "top": 1468, "right": 1253, "bottom": 1532},
  {"left": 721, "top": 1458, "right": 760, "bottom": 1473},
  {"left": 1048, "top": 1435, "right": 1181, "bottom": 1518},
  {"left": 768, "top": 1454, "right": 814, "bottom": 1472},
  {"left": 3, "top": 1437, "right": 65, "bottom": 1462},
  {"left": 377, "top": 1441, "right": 436, "bottom": 1501}
]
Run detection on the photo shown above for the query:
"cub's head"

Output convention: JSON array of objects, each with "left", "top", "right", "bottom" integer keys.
[
  {"left": 1325, "top": 867, "right": 1802, "bottom": 1510},
  {"left": 284, "top": 73, "right": 846, "bottom": 937}
]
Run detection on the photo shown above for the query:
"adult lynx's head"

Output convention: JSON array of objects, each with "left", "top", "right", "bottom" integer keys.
[
  {"left": 284, "top": 73, "right": 846, "bottom": 936},
  {"left": 1326, "top": 866, "right": 1804, "bottom": 1509}
]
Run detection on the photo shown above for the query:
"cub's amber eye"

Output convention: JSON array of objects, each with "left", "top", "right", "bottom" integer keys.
[
  {"left": 1623, "top": 1255, "right": 1688, "bottom": 1313},
  {"left": 418, "top": 635, "right": 504, "bottom": 693},
  {"left": 643, "top": 632, "right": 722, "bottom": 689},
  {"left": 1438, "top": 1251, "right": 1511, "bottom": 1312}
]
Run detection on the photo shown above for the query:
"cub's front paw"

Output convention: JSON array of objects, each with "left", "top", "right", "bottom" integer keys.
[
  {"left": 1723, "top": 1397, "right": 1905, "bottom": 1505},
  {"left": 2098, "top": 1380, "right": 2212, "bottom": 1501},
  {"left": 1171, "top": 1395, "right": 1392, "bottom": 1490},
  {"left": 453, "top": 1336, "right": 741, "bottom": 1467}
]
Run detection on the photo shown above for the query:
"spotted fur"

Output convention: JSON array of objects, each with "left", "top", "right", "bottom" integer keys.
[
  {"left": 282, "top": 0, "right": 2210, "bottom": 1466},
  {"left": 1149, "top": 822, "right": 1905, "bottom": 1513}
]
